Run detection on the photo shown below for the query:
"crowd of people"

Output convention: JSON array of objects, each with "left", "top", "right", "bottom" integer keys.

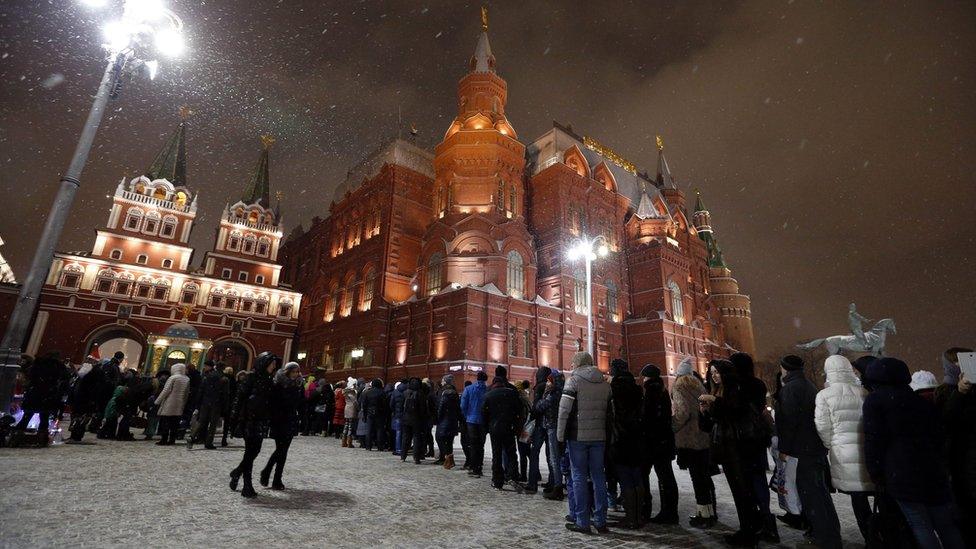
[{"left": 4, "top": 345, "right": 973, "bottom": 549}]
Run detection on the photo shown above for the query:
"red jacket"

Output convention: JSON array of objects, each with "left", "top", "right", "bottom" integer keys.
[{"left": 333, "top": 388, "right": 345, "bottom": 424}]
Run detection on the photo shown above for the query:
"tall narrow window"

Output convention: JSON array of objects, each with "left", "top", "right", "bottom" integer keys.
[
  {"left": 340, "top": 277, "right": 354, "bottom": 317},
  {"left": 506, "top": 250, "right": 524, "bottom": 299},
  {"left": 523, "top": 329, "right": 531, "bottom": 358},
  {"left": 508, "top": 327, "right": 517, "bottom": 356},
  {"left": 160, "top": 216, "right": 177, "bottom": 238},
  {"left": 426, "top": 253, "right": 443, "bottom": 296},
  {"left": 361, "top": 269, "right": 376, "bottom": 311},
  {"left": 573, "top": 269, "right": 588, "bottom": 314},
  {"left": 509, "top": 185, "right": 517, "bottom": 217},
  {"left": 606, "top": 280, "right": 619, "bottom": 322},
  {"left": 668, "top": 279, "right": 685, "bottom": 325},
  {"left": 496, "top": 179, "right": 505, "bottom": 210}
]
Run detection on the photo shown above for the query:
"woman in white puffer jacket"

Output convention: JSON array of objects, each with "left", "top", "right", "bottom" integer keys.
[{"left": 814, "top": 355, "right": 874, "bottom": 542}]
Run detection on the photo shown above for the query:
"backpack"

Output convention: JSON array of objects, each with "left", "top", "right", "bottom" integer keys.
[{"left": 403, "top": 390, "right": 418, "bottom": 418}]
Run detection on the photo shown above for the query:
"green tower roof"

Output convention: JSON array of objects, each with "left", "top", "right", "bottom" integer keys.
[
  {"left": 242, "top": 135, "right": 273, "bottom": 208},
  {"left": 145, "top": 121, "right": 187, "bottom": 186}
]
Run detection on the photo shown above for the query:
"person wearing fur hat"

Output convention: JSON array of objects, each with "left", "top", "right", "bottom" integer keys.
[
  {"left": 259, "top": 362, "right": 302, "bottom": 490},
  {"left": 639, "top": 363, "right": 678, "bottom": 526},
  {"left": 435, "top": 374, "right": 463, "bottom": 469},
  {"left": 863, "top": 357, "right": 965, "bottom": 549},
  {"left": 670, "top": 357, "right": 716, "bottom": 528},
  {"left": 776, "top": 355, "right": 840, "bottom": 549},
  {"left": 814, "top": 355, "right": 874, "bottom": 543}
]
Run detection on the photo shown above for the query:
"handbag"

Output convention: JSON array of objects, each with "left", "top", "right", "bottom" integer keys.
[{"left": 519, "top": 417, "right": 535, "bottom": 444}]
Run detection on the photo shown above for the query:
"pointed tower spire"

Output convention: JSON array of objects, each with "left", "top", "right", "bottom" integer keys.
[
  {"left": 694, "top": 187, "right": 707, "bottom": 213},
  {"left": 470, "top": 6, "right": 496, "bottom": 73},
  {"left": 242, "top": 135, "right": 274, "bottom": 208},
  {"left": 145, "top": 106, "right": 190, "bottom": 186},
  {"left": 654, "top": 135, "right": 675, "bottom": 189},
  {"left": 634, "top": 181, "right": 666, "bottom": 220}
]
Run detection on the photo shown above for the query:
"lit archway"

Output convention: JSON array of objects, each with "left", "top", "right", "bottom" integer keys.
[{"left": 208, "top": 337, "right": 254, "bottom": 372}]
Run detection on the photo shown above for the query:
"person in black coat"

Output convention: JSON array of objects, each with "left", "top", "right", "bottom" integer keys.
[
  {"left": 699, "top": 359, "right": 764, "bottom": 547},
  {"left": 608, "top": 360, "right": 644, "bottom": 528},
  {"left": 220, "top": 366, "right": 237, "bottom": 447},
  {"left": 400, "top": 378, "right": 429, "bottom": 464},
  {"left": 362, "top": 379, "right": 389, "bottom": 451},
  {"left": 942, "top": 367, "right": 976, "bottom": 548},
  {"left": 188, "top": 360, "right": 229, "bottom": 449},
  {"left": 15, "top": 353, "right": 69, "bottom": 437},
  {"left": 525, "top": 366, "right": 551, "bottom": 493},
  {"left": 259, "top": 362, "right": 302, "bottom": 490},
  {"left": 863, "top": 357, "right": 965, "bottom": 549},
  {"left": 229, "top": 352, "right": 280, "bottom": 498},
  {"left": 89, "top": 352, "right": 124, "bottom": 433},
  {"left": 435, "top": 374, "right": 463, "bottom": 469},
  {"left": 730, "top": 352, "right": 779, "bottom": 543},
  {"left": 638, "top": 363, "right": 678, "bottom": 525},
  {"left": 482, "top": 374, "right": 525, "bottom": 492},
  {"left": 776, "top": 355, "right": 840, "bottom": 549}
]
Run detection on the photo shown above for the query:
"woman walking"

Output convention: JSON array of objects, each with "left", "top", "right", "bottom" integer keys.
[
  {"left": 260, "top": 362, "right": 302, "bottom": 490},
  {"left": 229, "top": 352, "right": 279, "bottom": 498}
]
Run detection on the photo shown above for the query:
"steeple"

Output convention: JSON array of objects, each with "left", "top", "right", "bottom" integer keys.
[
  {"left": 693, "top": 188, "right": 707, "bottom": 213},
  {"left": 242, "top": 135, "right": 273, "bottom": 208},
  {"left": 655, "top": 135, "right": 675, "bottom": 189},
  {"left": 634, "top": 182, "right": 666, "bottom": 220},
  {"left": 145, "top": 107, "right": 190, "bottom": 186},
  {"left": 469, "top": 6, "right": 496, "bottom": 73}
]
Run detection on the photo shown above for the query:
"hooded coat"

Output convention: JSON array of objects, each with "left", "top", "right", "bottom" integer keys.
[
  {"left": 775, "top": 369, "right": 826, "bottom": 458},
  {"left": 436, "top": 383, "right": 463, "bottom": 438},
  {"left": 154, "top": 363, "right": 190, "bottom": 417},
  {"left": 557, "top": 359, "right": 610, "bottom": 443},
  {"left": 362, "top": 380, "right": 389, "bottom": 422},
  {"left": 269, "top": 365, "right": 303, "bottom": 438},
  {"left": 390, "top": 382, "right": 407, "bottom": 421},
  {"left": 482, "top": 377, "right": 524, "bottom": 435},
  {"left": 342, "top": 382, "right": 358, "bottom": 420},
  {"left": 232, "top": 353, "right": 278, "bottom": 438},
  {"left": 537, "top": 370, "right": 564, "bottom": 431},
  {"left": 531, "top": 367, "right": 552, "bottom": 420},
  {"left": 333, "top": 386, "right": 346, "bottom": 425},
  {"left": 642, "top": 371, "right": 676, "bottom": 461},
  {"left": 401, "top": 378, "right": 430, "bottom": 427},
  {"left": 671, "top": 373, "right": 710, "bottom": 451},
  {"left": 863, "top": 357, "right": 952, "bottom": 504},
  {"left": 814, "top": 355, "right": 874, "bottom": 492}
]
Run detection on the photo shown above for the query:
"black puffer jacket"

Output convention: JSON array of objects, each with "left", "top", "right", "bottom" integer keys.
[
  {"left": 642, "top": 375, "right": 675, "bottom": 462},
  {"left": 402, "top": 378, "right": 429, "bottom": 427},
  {"left": 21, "top": 356, "right": 69, "bottom": 410},
  {"left": 232, "top": 353, "right": 278, "bottom": 438},
  {"left": 531, "top": 367, "right": 551, "bottom": 421},
  {"left": 269, "top": 377, "right": 303, "bottom": 439},
  {"left": 775, "top": 370, "right": 825, "bottom": 458},
  {"left": 538, "top": 370, "right": 564, "bottom": 431},
  {"left": 609, "top": 372, "right": 644, "bottom": 466},
  {"left": 362, "top": 380, "right": 389, "bottom": 421},
  {"left": 197, "top": 368, "right": 229, "bottom": 410},
  {"left": 482, "top": 377, "right": 525, "bottom": 435}
]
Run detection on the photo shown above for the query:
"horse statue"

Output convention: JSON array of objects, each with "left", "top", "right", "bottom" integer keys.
[{"left": 797, "top": 318, "right": 897, "bottom": 357}]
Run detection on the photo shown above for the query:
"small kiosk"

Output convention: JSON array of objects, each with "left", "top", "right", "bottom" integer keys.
[{"left": 143, "top": 321, "right": 212, "bottom": 374}]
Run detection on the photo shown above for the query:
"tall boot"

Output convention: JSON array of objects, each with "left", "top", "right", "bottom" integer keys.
[
  {"left": 241, "top": 472, "right": 257, "bottom": 498},
  {"left": 259, "top": 462, "right": 272, "bottom": 487},
  {"left": 760, "top": 512, "right": 780, "bottom": 543},
  {"left": 229, "top": 468, "right": 241, "bottom": 492},
  {"left": 623, "top": 489, "right": 640, "bottom": 529},
  {"left": 271, "top": 467, "right": 285, "bottom": 490},
  {"left": 444, "top": 454, "right": 455, "bottom": 470}
]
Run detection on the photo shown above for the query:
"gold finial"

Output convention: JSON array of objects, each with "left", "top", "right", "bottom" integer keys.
[
  {"left": 481, "top": 6, "right": 488, "bottom": 32},
  {"left": 655, "top": 135, "right": 664, "bottom": 151},
  {"left": 275, "top": 190, "right": 284, "bottom": 202},
  {"left": 261, "top": 134, "right": 276, "bottom": 150},
  {"left": 179, "top": 105, "right": 193, "bottom": 120},
  {"left": 694, "top": 187, "right": 701, "bottom": 196}
]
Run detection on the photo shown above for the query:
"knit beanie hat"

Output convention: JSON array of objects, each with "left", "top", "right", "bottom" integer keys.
[
  {"left": 780, "top": 355, "right": 804, "bottom": 372},
  {"left": 910, "top": 370, "right": 938, "bottom": 391},
  {"left": 476, "top": 370, "right": 488, "bottom": 381},
  {"left": 495, "top": 365, "right": 508, "bottom": 379},
  {"left": 442, "top": 374, "right": 455, "bottom": 386},
  {"left": 610, "top": 358, "right": 629, "bottom": 378},
  {"left": 571, "top": 352, "right": 594, "bottom": 370},
  {"left": 675, "top": 357, "right": 694, "bottom": 377},
  {"left": 852, "top": 355, "right": 876, "bottom": 379},
  {"left": 639, "top": 364, "right": 661, "bottom": 379}
]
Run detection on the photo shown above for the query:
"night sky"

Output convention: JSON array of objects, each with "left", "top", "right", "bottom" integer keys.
[{"left": 1, "top": 1, "right": 973, "bottom": 369}]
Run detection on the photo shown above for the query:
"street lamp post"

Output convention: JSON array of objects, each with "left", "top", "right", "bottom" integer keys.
[
  {"left": 0, "top": 0, "right": 185, "bottom": 417},
  {"left": 567, "top": 235, "right": 609, "bottom": 358}
]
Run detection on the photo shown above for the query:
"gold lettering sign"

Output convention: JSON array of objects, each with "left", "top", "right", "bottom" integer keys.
[{"left": 582, "top": 136, "right": 637, "bottom": 174}]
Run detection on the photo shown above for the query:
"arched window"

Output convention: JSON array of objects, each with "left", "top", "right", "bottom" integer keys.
[
  {"left": 124, "top": 208, "right": 144, "bottom": 231},
  {"left": 95, "top": 269, "right": 116, "bottom": 294},
  {"left": 58, "top": 265, "right": 84, "bottom": 289},
  {"left": 241, "top": 292, "right": 256, "bottom": 313},
  {"left": 208, "top": 288, "right": 224, "bottom": 308},
  {"left": 227, "top": 231, "right": 242, "bottom": 251},
  {"left": 180, "top": 283, "right": 198, "bottom": 305},
  {"left": 325, "top": 283, "right": 339, "bottom": 321},
  {"left": 426, "top": 253, "right": 443, "bottom": 296},
  {"left": 160, "top": 215, "right": 177, "bottom": 238},
  {"left": 136, "top": 254, "right": 148, "bottom": 265},
  {"left": 161, "top": 258, "right": 173, "bottom": 269},
  {"left": 242, "top": 234, "right": 256, "bottom": 254},
  {"left": 496, "top": 179, "right": 505, "bottom": 210},
  {"left": 114, "top": 272, "right": 134, "bottom": 296},
  {"left": 143, "top": 211, "right": 160, "bottom": 234},
  {"left": 509, "top": 185, "right": 517, "bottom": 217},
  {"left": 254, "top": 295, "right": 269, "bottom": 315},
  {"left": 224, "top": 290, "right": 239, "bottom": 311},
  {"left": 109, "top": 249, "right": 123, "bottom": 260},
  {"left": 506, "top": 250, "right": 524, "bottom": 299},
  {"left": 668, "top": 279, "right": 685, "bottom": 325},
  {"left": 278, "top": 298, "right": 293, "bottom": 318},
  {"left": 361, "top": 268, "right": 376, "bottom": 311},
  {"left": 151, "top": 278, "right": 170, "bottom": 301},
  {"left": 257, "top": 237, "right": 271, "bottom": 257},
  {"left": 606, "top": 280, "right": 619, "bottom": 322},
  {"left": 340, "top": 275, "right": 355, "bottom": 317},
  {"left": 134, "top": 275, "right": 153, "bottom": 299}
]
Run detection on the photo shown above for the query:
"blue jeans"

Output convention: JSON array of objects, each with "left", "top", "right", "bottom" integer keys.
[
  {"left": 561, "top": 446, "right": 575, "bottom": 520},
  {"left": 568, "top": 440, "right": 608, "bottom": 528},
  {"left": 527, "top": 423, "right": 546, "bottom": 488},
  {"left": 547, "top": 427, "right": 563, "bottom": 488},
  {"left": 896, "top": 500, "right": 965, "bottom": 549},
  {"left": 392, "top": 418, "right": 402, "bottom": 455}
]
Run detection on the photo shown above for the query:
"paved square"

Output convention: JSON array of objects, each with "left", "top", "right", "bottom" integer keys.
[{"left": 0, "top": 435, "right": 864, "bottom": 548}]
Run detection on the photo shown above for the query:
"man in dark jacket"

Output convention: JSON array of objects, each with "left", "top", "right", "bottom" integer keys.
[
  {"left": 864, "top": 357, "right": 965, "bottom": 549},
  {"left": 188, "top": 360, "right": 229, "bottom": 450},
  {"left": 400, "top": 378, "right": 429, "bottom": 464},
  {"left": 89, "top": 352, "right": 124, "bottom": 433},
  {"left": 482, "top": 372, "right": 525, "bottom": 492},
  {"left": 362, "top": 379, "right": 389, "bottom": 451},
  {"left": 941, "top": 358, "right": 975, "bottom": 548},
  {"left": 538, "top": 369, "right": 565, "bottom": 500},
  {"left": 525, "top": 366, "right": 551, "bottom": 493},
  {"left": 610, "top": 360, "right": 644, "bottom": 529},
  {"left": 776, "top": 355, "right": 840, "bottom": 549},
  {"left": 220, "top": 366, "right": 236, "bottom": 447},
  {"left": 461, "top": 372, "right": 489, "bottom": 476},
  {"left": 640, "top": 364, "right": 678, "bottom": 525},
  {"left": 390, "top": 380, "right": 407, "bottom": 456},
  {"left": 181, "top": 362, "right": 202, "bottom": 435},
  {"left": 14, "top": 353, "right": 69, "bottom": 437}
]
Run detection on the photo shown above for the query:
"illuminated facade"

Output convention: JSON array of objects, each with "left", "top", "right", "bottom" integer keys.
[
  {"left": 280, "top": 13, "right": 754, "bottom": 383},
  {"left": 27, "top": 121, "right": 301, "bottom": 371}
]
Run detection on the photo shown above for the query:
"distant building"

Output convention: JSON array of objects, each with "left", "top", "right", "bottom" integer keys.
[
  {"left": 279, "top": 13, "right": 754, "bottom": 384},
  {"left": 26, "top": 120, "right": 301, "bottom": 371}
]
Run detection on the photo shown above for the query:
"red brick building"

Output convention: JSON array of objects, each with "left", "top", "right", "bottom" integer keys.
[
  {"left": 26, "top": 122, "right": 301, "bottom": 372},
  {"left": 280, "top": 18, "right": 754, "bottom": 384}
]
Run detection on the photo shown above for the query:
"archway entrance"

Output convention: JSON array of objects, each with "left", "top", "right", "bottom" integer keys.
[
  {"left": 208, "top": 339, "right": 252, "bottom": 372},
  {"left": 85, "top": 326, "right": 143, "bottom": 370}
]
